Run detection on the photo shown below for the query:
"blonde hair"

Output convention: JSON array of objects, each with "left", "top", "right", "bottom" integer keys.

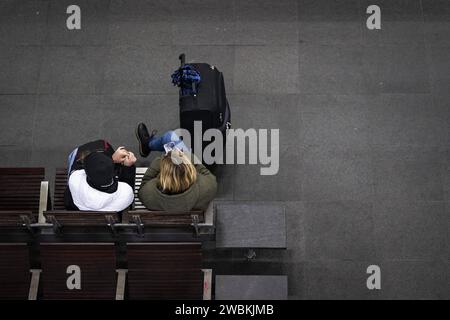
[{"left": 159, "top": 150, "right": 197, "bottom": 194}]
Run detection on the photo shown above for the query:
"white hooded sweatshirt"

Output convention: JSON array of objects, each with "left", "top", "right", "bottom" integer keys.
[{"left": 69, "top": 169, "right": 134, "bottom": 211}]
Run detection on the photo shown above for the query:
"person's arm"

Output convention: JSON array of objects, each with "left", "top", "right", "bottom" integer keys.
[
  {"left": 63, "top": 186, "right": 79, "bottom": 211},
  {"left": 117, "top": 165, "right": 136, "bottom": 189},
  {"left": 195, "top": 163, "right": 215, "bottom": 177},
  {"left": 141, "top": 157, "right": 162, "bottom": 187},
  {"left": 71, "top": 140, "right": 115, "bottom": 171},
  {"left": 102, "top": 140, "right": 115, "bottom": 158},
  {"left": 194, "top": 163, "right": 218, "bottom": 210},
  {"left": 195, "top": 163, "right": 217, "bottom": 190},
  {"left": 114, "top": 148, "right": 137, "bottom": 189}
]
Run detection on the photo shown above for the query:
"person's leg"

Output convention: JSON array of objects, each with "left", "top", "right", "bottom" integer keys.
[
  {"left": 147, "top": 131, "right": 173, "bottom": 152},
  {"left": 148, "top": 131, "right": 189, "bottom": 152}
]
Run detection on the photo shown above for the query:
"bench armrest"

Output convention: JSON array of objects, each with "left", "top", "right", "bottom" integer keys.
[
  {"left": 38, "top": 181, "right": 49, "bottom": 224},
  {"left": 204, "top": 201, "right": 215, "bottom": 226}
]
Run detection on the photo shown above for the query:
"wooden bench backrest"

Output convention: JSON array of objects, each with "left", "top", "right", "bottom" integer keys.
[
  {"left": 40, "top": 243, "right": 117, "bottom": 300},
  {"left": 0, "top": 168, "right": 45, "bottom": 215},
  {"left": 54, "top": 168, "right": 68, "bottom": 211},
  {"left": 127, "top": 210, "right": 204, "bottom": 226},
  {"left": 127, "top": 243, "right": 203, "bottom": 300},
  {"left": 0, "top": 243, "right": 31, "bottom": 299},
  {"left": 44, "top": 211, "right": 119, "bottom": 228}
]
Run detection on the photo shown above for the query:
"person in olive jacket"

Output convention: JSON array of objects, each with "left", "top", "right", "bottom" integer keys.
[{"left": 136, "top": 122, "right": 217, "bottom": 212}]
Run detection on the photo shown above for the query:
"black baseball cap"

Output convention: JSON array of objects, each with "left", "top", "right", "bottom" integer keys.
[{"left": 84, "top": 152, "right": 118, "bottom": 193}]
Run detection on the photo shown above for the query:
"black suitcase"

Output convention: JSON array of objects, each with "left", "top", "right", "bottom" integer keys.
[{"left": 176, "top": 53, "right": 231, "bottom": 155}]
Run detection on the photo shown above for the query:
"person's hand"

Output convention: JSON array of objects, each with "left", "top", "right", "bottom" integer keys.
[
  {"left": 123, "top": 151, "right": 137, "bottom": 167},
  {"left": 112, "top": 147, "right": 129, "bottom": 164}
]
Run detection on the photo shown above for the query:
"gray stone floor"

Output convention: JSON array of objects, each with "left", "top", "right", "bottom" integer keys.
[{"left": 0, "top": 0, "right": 449, "bottom": 299}]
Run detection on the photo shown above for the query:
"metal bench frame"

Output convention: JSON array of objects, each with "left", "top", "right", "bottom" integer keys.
[{"left": 6, "top": 167, "right": 215, "bottom": 238}]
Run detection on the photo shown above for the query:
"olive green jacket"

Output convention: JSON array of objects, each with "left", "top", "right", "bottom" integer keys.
[{"left": 138, "top": 157, "right": 217, "bottom": 211}]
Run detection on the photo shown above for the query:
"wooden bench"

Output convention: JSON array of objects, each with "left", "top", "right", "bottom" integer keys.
[
  {"left": 127, "top": 167, "right": 215, "bottom": 236},
  {"left": 42, "top": 168, "right": 120, "bottom": 233},
  {"left": 39, "top": 243, "right": 124, "bottom": 300},
  {"left": 0, "top": 243, "right": 41, "bottom": 300},
  {"left": 126, "top": 242, "right": 211, "bottom": 300},
  {"left": 42, "top": 167, "right": 215, "bottom": 236},
  {"left": 0, "top": 168, "right": 49, "bottom": 230}
]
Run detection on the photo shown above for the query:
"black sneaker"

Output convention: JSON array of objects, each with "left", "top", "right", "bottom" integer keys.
[{"left": 135, "top": 122, "right": 152, "bottom": 157}]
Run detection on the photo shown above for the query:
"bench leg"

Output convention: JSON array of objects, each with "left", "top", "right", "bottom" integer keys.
[
  {"left": 202, "top": 269, "right": 212, "bottom": 300},
  {"left": 115, "top": 269, "right": 127, "bottom": 300},
  {"left": 28, "top": 269, "right": 41, "bottom": 300}
]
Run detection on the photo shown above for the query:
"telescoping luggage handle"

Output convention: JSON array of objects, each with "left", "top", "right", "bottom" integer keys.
[
  {"left": 179, "top": 53, "right": 197, "bottom": 95},
  {"left": 179, "top": 53, "right": 186, "bottom": 66}
]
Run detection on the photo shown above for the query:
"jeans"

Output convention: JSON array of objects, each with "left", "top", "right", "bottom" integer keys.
[{"left": 148, "top": 130, "right": 189, "bottom": 153}]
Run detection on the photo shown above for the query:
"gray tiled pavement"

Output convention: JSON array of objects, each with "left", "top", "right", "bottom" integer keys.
[{"left": 0, "top": 0, "right": 449, "bottom": 299}]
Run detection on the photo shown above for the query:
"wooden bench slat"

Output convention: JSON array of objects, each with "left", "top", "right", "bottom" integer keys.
[
  {"left": 127, "top": 210, "right": 205, "bottom": 226},
  {"left": 44, "top": 211, "right": 119, "bottom": 227},
  {"left": 53, "top": 168, "right": 68, "bottom": 211}
]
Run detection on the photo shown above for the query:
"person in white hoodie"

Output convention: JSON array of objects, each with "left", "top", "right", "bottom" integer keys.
[{"left": 64, "top": 139, "right": 136, "bottom": 212}]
